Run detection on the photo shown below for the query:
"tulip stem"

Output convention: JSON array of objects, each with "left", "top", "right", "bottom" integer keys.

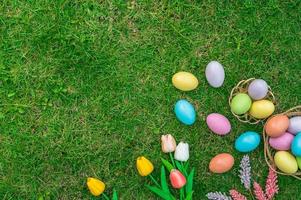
[
  {"left": 102, "top": 193, "right": 110, "bottom": 200},
  {"left": 149, "top": 174, "right": 161, "bottom": 188},
  {"left": 169, "top": 153, "right": 176, "bottom": 168},
  {"left": 248, "top": 189, "right": 255, "bottom": 200},
  {"left": 180, "top": 188, "right": 184, "bottom": 200}
]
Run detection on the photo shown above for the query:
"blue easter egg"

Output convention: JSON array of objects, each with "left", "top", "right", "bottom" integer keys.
[
  {"left": 292, "top": 133, "right": 301, "bottom": 156},
  {"left": 235, "top": 131, "right": 261, "bottom": 152},
  {"left": 174, "top": 99, "right": 196, "bottom": 125}
]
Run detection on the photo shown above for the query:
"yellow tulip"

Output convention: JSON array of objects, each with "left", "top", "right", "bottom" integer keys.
[
  {"left": 136, "top": 156, "right": 154, "bottom": 176},
  {"left": 87, "top": 177, "right": 105, "bottom": 196}
]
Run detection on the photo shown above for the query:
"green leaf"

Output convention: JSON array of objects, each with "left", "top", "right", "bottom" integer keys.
[
  {"left": 161, "top": 158, "right": 174, "bottom": 172},
  {"left": 180, "top": 188, "right": 184, "bottom": 200},
  {"left": 112, "top": 189, "right": 118, "bottom": 200},
  {"left": 185, "top": 168, "right": 195, "bottom": 195},
  {"left": 160, "top": 166, "right": 176, "bottom": 200},
  {"left": 160, "top": 166, "right": 170, "bottom": 194},
  {"left": 184, "top": 191, "right": 193, "bottom": 200},
  {"left": 175, "top": 161, "right": 183, "bottom": 172},
  {"left": 184, "top": 162, "right": 189, "bottom": 172},
  {"left": 145, "top": 185, "right": 173, "bottom": 200}
]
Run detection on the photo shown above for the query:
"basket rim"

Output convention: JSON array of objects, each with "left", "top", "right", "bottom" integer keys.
[{"left": 263, "top": 105, "right": 301, "bottom": 180}]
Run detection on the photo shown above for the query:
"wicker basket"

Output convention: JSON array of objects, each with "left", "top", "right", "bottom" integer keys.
[
  {"left": 263, "top": 106, "right": 301, "bottom": 180},
  {"left": 228, "top": 78, "right": 276, "bottom": 124}
]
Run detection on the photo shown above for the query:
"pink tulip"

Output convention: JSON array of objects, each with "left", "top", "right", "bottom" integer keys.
[
  {"left": 169, "top": 169, "right": 186, "bottom": 189},
  {"left": 161, "top": 134, "right": 177, "bottom": 153}
]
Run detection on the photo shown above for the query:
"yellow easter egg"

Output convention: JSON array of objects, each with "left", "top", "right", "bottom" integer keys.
[
  {"left": 274, "top": 151, "right": 298, "bottom": 174},
  {"left": 249, "top": 100, "right": 275, "bottom": 119},
  {"left": 172, "top": 72, "right": 198, "bottom": 91}
]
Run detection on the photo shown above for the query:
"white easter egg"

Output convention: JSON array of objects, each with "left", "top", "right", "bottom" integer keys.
[
  {"left": 205, "top": 61, "right": 225, "bottom": 88},
  {"left": 288, "top": 116, "right": 301, "bottom": 135}
]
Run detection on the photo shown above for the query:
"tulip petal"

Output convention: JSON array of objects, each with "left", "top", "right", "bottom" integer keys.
[
  {"left": 174, "top": 142, "right": 189, "bottom": 162},
  {"left": 136, "top": 156, "right": 154, "bottom": 176},
  {"left": 170, "top": 169, "right": 186, "bottom": 189}
]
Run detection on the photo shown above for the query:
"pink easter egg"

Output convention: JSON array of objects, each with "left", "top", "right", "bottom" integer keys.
[
  {"left": 269, "top": 132, "right": 294, "bottom": 150},
  {"left": 206, "top": 113, "right": 231, "bottom": 135}
]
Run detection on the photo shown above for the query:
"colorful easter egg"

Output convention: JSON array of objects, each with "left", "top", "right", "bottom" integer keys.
[
  {"left": 174, "top": 99, "right": 196, "bottom": 125},
  {"left": 288, "top": 116, "right": 301, "bottom": 135},
  {"left": 235, "top": 131, "right": 261, "bottom": 152},
  {"left": 249, "top": 100, "right": 275, "bottom": 119},
  {"left": 291, "top": 133, "right": 301, "bottom": 156},
  {"left": 209, "top": 153, "right": 234, "bottom": 173},
  {"left": 265, "top": 115, "right": 289, "bottom": 138},
  {"left": 296, "top": 157, "right": 301, "bottom": 170},
  {"left": 230, "top": 93, "right": 252, "bottom": 115},
  {"left": 269, "top": 132, "right": 294, "bottom": 150},
  {"left": 206, "top": 113, "right": 231, "bottom": 135},
  {"left": 247, "top": 79, "right": 268, "bottom": 100},
  {"left": 205, "top": 61, "right": 225, "bottom": 88},
  {"left": 172, "top": 72, "right": 198, "bottom": 91},
  {"left": 274, "top": 151, "right": 298, "bottom": 174}
]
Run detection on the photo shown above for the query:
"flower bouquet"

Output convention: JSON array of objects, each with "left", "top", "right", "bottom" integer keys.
[{"left": 136, "top": 134, "right": 195, "bottom": 200}]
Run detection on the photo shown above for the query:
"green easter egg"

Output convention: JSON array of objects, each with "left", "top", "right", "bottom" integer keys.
[
  {"left": 297, "top": 157, "right": 301, "bottom": 170},
  {"left": 230, "top": 93, "right": 252, "bottom": 115}
]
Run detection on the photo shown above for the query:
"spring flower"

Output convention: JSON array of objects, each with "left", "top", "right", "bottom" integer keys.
[
  {"left": 87, "top": 177, "right": 105, "bottom": 196},
  {"left": 161, "top": 134, "right": 177, "bottom": 153},
  {"left": 206, "top": 191, "right": 232, "bottom": 200},
  {"left": 229, "top": 189, "right": 247, "bottom": 200},
  {"left": 136, "top": 156, "right": 154, "bottom": 176},
  {"left": 265, "top": 167, "right": 279, "bottom": 200},
  {"left": 174, "top": 142, "right": 189, "bottom": 162},
  {"left": 169, "top": 169, "right": 186, "bottom": 189},
  {"left": 239, "top": 155, "right": 251, "bottom": 189},
  {"left": 253, "top": 182, "right": 267, "bottom": 200}
]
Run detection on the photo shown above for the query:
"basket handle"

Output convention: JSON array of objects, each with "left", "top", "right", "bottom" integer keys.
[{"left": 283, "top": 105, "right": 301, "bottom": 114}]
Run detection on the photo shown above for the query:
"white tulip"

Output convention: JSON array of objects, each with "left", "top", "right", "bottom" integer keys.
[{"left": 174, "top": 142, "right": 189, "bottom": 162}]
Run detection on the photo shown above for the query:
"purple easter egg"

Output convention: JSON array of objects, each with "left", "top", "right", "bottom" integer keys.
[
  {"left": 269, "top": 132, "right": 294, "bottom": 150},
  {"left": 247, "top": 79, "right": 268, "bottom": 100},
  {"left": 206, "top": 113, "right": 231, "bottom": 135}
]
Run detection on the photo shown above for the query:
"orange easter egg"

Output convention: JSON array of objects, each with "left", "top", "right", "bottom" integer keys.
[
  {"left": 265, "top": 115, "right": 289, "bottom": 138},
  {"left": 209, "top": 153, "right": 234, "bottom": 173}
]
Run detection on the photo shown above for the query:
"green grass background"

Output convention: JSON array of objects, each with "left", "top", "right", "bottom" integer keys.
[{"left": 1, "top": 0, "right": 300, "bottom": 199}]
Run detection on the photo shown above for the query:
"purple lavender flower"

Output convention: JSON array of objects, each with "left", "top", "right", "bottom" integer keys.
[
  {"left": 239, "top": 155, "right": 251, "bottom": 189},
  {"left": 206, "top": 192, "right": 232, "bottom": 200}
]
